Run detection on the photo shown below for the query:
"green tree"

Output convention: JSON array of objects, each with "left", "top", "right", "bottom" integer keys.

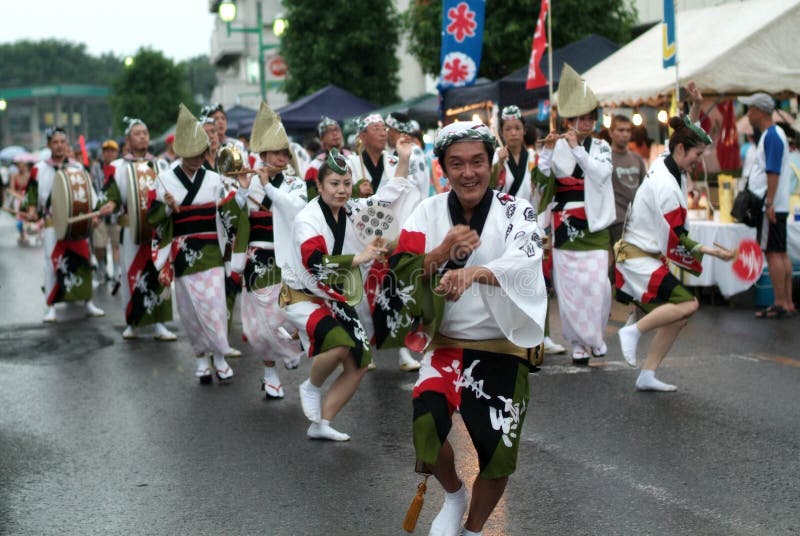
[
  {"left": 0, "top": 40, "right": 122, "bottom": 86},
  {"left": 281, "top": 0, "right": 400, "bottom": 106},
  {"left": 110, "top": 48, "right": 193, "bottom": 137},
  {"left": 404, "top": 0, "right": 638, "bottom": 80},
  {"left": 0, "top": 40, "right": 123, "bottom": 141},
  {"left": 180, "top": 55, "right": 218, "bottom": 105}
]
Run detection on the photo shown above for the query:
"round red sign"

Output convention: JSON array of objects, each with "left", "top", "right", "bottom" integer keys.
[
  {"left": 731, "top": 238, "right": 764, "bottom": 283},
  {"left": 268, "top": 56, "right": 287, "bottom": 77}
]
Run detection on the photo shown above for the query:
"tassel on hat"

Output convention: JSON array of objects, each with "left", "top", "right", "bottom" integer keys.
[
  {"left": 173, "top": 103, "right": 210, "bottom": 158},
  {"left": 554, "top": 63, "right": 599, "bottom": 119}
]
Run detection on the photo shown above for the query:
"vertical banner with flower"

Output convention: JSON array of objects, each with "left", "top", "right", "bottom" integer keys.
[{"left": 438, "top": 0, "right": 486, "bottom": 95}]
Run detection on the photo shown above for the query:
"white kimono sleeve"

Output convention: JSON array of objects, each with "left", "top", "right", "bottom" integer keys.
[
  {"left": 151, "top": 171, "right": 173, "bottom": 271},
  {"left": 579, "top": 139, "right": 615, "bottom": 232},
  {"left": 481, "top": 200, "right": 547, "bottom": 348},
  {"left": 264, "top": 180, "right": 307, "bottom": 213},
  {"left": 352, "top": 175, "right": 413, "bottom": 208}
]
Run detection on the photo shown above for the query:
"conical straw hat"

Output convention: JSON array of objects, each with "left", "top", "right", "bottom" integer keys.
[
  {"left": 249, "top": 102, "right": 289, "bottom": 153},
  {"left": 173, "top": 103, "right": 210, "bottom": 158},
  {"left": 555, "top": 63, "right": 599, "bottom": 118}
]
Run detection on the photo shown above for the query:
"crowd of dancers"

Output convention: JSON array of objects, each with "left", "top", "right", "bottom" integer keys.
[{"left": 10, "top": 63, "right": 784, "bottom": 536}]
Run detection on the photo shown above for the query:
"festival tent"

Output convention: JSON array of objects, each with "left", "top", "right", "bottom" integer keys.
[
  {"left": 443, "top": 34, "right": 619, "bottom": 112},
  {"left": 407, "top": 94, "right": 440, "bottom": 126},
  {"left": 579, "top": 0, "right": 800, "bottom": 106},
  {"left": 362, "top": 93, "right": 439, "bottom": 128},
  {"left": 224, "top": 104, "right": 258, "bottom": 137},
  {"left": 233, "top": 86, "right": 378, "bottom": 135},
  {"left": 271, "top": 85, "right": 378, "bottom": 133}
]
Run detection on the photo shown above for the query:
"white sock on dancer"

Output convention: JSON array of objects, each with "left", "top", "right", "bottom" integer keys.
[
  {"left": 462, "top": 529, "right": 482, "bottom": 536},
  {"left": 195, "top": 355, "right": 212, "bottom": 377},
  {"left": 299, "top": 379, "right": 322, "bottom": 422},
  {"left": 307, "top": 420, "right": 350, "bottom": 441},
  {"left": 212, "top": 354, "right": 233, "bottom": 379},
  {"left": 430, "top": 482, "right": 467, "bottom": 536},
  {"left": 263, "top": 364, "right": 278, "bottom": 380},
  {"left": 635, "top": 369, "right": 676, "bottom": 392},
  {"left": 618, "top": 324, "right": 641, "bottom": 367}
]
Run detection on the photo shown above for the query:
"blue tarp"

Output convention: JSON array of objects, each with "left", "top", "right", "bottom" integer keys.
[
  {"left": 276, "top": 85, "right": 378, "bottom": 132},
  {"left": 225, "top": 104, "right": 259, "bottom": 137},
  {"left": 236, "top": 85, "right": 379, "bottom": 135}
]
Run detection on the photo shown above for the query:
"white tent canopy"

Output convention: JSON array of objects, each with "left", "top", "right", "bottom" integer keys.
[{"left": 578, "top": 0, "right": 800, "bottom": 106}]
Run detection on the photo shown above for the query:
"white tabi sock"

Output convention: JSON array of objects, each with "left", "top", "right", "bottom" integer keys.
[
  {"left": 299, "top": 379, "right": 322, "bottom": 423},
  {"left": 618, "top": 324, "right": 641, "bottom": 367},
  {"left": 212, "top": 354, "right": 233, "bottom": 380},
  {"left": 430, "top": 482, "right": 467, "bottom": 536},
  {"left": 462, "top": 529, "right": 482, "bottom": 536},
  {"left": 635, "top": 369, "right": 677, "bottom": 392},
  {"left": 261, "top": 365, "right": 284, "bottom": 398},
  {"left": 154, "top": 323, "right": 177, "bottom": 340},
  {"left": 307, "top": 420, "right": 350, "bottom": 441},
  {"left": 263, "top": 365, "right": 281, "bottom": 385},
  {"left": 195, "top": 355, "right": 212, "bottom": 377},
  {"left": 84, "top": 301, "right": 105, "bottom": 317}
]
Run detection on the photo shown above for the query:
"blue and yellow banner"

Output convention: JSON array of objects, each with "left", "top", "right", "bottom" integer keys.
[{"left": 662, "top": 0, "right": 677, "bottom": 68}]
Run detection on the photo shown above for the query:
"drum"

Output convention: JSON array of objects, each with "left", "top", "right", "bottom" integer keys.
[
  {"left": 51, "top": 167, "right": 93, "bottom": 240},
  {"left": 126, "top": 161, "right": 157, "bottom": 245}
]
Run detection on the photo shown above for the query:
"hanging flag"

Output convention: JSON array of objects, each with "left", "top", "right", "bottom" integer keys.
[
  {"left": 78, "top": 135, "right": 90, "bottom": 168},
  {"left": 438, "top": 0, "right": 486, "bottom": 91},
  {"left": 526, "top": 0, "right": 550, "bottom": 90},
  {"left": 537, "top": 99, "right": 551, "bottom": 122},
  {"left": 662, "top": 0, "right": 677, "bottom": 68}
]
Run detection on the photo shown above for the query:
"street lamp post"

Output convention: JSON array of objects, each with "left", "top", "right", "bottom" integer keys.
[{"left": 218, "top": 0, "right": 281, "bottom": 103}]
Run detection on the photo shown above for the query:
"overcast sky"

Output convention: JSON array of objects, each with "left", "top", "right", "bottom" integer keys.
[{"left": 2, "top": 1, "right": 216, "bottom": 61}]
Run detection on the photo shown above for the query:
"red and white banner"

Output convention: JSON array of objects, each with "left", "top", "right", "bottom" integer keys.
[{"left": 525, "top": 0, "right": 549, "bottom": 90}]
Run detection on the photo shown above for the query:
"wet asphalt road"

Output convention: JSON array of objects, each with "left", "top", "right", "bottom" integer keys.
[{"left": 0, "top": 216, "right": 798, "bottom": 536}]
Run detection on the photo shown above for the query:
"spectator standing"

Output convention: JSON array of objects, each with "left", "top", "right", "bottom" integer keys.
[
  {"left": 739, "top": 93, "right": 795, "bottom": 318},
  {"left": 91, "top": 140, "right": 120, "bottom": 284},
  {"left": 608, "top": 114, "right": 647, "bottom": 280}
]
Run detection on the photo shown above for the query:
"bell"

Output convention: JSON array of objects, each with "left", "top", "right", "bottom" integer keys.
[{"left": 217, "top": 146, "right": 245, "bottom": 175}]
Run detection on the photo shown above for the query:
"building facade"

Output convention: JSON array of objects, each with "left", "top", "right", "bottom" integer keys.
[{"left": 207, "top": 0, "right": 430, "bottom": 112}]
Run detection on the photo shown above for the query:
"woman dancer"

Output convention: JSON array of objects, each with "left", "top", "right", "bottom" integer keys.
[
  {"left": 282, "top": 142, "right": 414, "bottom": 441},
  {"left": 615, "top": 116, "right": 733, "bottom": 391}
]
